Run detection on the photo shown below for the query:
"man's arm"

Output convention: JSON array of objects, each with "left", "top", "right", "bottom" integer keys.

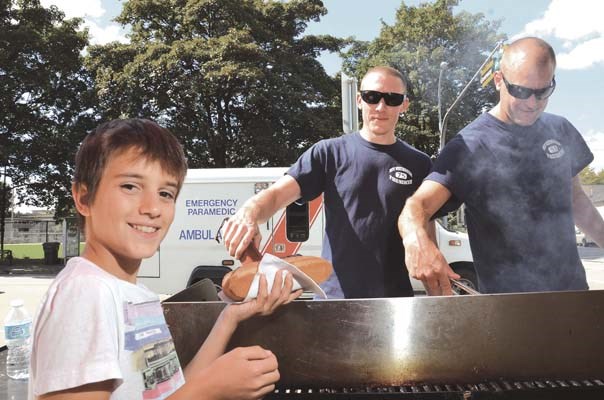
[
  {"left": 223, "top": 175, "right": 302, "bottom": 259},
  {"left": 398, "top": 180, "right": 460, "bottom": 295},
  {"left": 572, "top": 176, "right": 604, "bottom": 248}
]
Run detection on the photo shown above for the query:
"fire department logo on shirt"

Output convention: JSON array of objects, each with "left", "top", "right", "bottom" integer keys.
[
  {"left": 388, "top": 166, "right": 413, "bottom": 185},
  {"left": 542, "top": 139, "right": 565, "bottom": 159}
]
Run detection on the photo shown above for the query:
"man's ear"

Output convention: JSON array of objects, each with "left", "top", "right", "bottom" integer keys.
[
  {"left": 493, "top": 70, "right": 503, "bottom": 91},
  {"left": 400, "top": 96, "right": 410, "bottom": 114},
  {"left": 356, "top": 92, "right": 362, "bottom": 110},
  {"left": 72, "top": 182, "right": 91, "bottom": 217}
]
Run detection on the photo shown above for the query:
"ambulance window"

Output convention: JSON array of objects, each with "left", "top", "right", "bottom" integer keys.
[{"left": 286, "top": 201, "right": 309, "bottom": 242}]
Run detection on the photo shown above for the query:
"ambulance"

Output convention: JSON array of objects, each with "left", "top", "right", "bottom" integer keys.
[{"left": 138, "top": 168, "right": 475, "bottom": 295}]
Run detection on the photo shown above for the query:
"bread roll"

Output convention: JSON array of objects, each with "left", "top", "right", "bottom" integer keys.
[{"left": 221, "top": 256, "right": 333, "bottom": 301}]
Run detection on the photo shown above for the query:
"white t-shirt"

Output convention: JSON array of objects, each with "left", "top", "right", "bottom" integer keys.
[{"left": 28, "top": 257, "right": 185, "bottom": 400}]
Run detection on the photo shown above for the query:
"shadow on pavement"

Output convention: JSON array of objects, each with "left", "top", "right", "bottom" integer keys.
[{"left": 0, "top": 259, "right": 65, "bottom": 277}]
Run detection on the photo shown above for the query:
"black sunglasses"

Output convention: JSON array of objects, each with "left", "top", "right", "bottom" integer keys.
[
  {"left": 501, "top": 74, "right": 556, "bottom": 100},
  {"left": 360, "top": 90, "right": 407, "bottom": 106}
]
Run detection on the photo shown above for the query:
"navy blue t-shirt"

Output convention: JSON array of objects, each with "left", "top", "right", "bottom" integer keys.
[
  {"left": 428, "top": 112, "right": 593, "bottom": 293},
  {"left": 288, "top": 132, "right": 432, "bottom": 298}
]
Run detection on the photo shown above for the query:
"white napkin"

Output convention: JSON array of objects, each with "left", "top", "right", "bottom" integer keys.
[{"left": 219, "top": 253, "right": 327, "bottom": 302}]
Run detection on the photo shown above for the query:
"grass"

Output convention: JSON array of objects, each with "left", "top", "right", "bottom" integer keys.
[{"left": 2, "top": 243, "right": 86, "bottom": 259}]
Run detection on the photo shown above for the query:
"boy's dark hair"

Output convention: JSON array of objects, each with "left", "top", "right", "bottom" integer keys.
[{"left": 73, "top": 118, "right": 188, "bottom": 207}]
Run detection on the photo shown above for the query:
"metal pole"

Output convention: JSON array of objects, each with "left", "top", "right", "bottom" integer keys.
[
  {"left": 439, "top": 41, "right": 504, "bottom": 152},
  {"left": 341, "top": 72, "right": 359, "bottom": 133},
  {"left": 437, "top": 61, "right": 448, "bottom": 151},
  {"left": 1, "top": 166, "right": 6, "bottom": 261}
]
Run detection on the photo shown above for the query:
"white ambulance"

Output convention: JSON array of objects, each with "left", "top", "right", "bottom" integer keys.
[{"left": 138, "top": 168, "right": 475, "bottom": 295}]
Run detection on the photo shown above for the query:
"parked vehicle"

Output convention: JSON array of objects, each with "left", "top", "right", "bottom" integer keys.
[
  {"left": 576, "top": 227, "right": 596, "bottom": 247},
  {"left": 138, "top": 168, "right": 476, "bottom": 295}
]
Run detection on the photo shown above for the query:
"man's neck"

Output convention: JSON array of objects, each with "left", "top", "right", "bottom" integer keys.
[
  {"left": 359, "top": 128, "right": 396, "bottom": 145},
  {"left": 488, "top": 104, "right": 505, "bottom": 122}
]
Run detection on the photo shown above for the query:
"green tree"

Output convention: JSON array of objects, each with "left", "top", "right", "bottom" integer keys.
[
  {"left": 86, "top": 0, "right": 346, "bottom": 168},
  {"left": 342, "top": 0, "right": 504, "bottom": 156},
  {"left": 579, "top": 166, "right": 604, "bottom": 185},
  {"left": 0, "top": 0, "right": 93, "bottom": 218}
]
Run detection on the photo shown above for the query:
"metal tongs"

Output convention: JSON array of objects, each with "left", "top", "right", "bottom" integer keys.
[{"left": 451, "top": 278, "right": 480, "bottom": 295}]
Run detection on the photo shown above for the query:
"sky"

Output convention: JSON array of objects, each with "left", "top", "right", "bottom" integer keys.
[{"left": 39, "top": 0, "right": 604, "bottom": 171}]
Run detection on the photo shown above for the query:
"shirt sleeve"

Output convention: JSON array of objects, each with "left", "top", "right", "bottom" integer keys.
[
  {"left": 426, "top": 136, "right": 468, "bottom": 217},
  {"left": 287, "top": 141, "right": 329, "bottom": 202},
  {"left": 32, "top": 275, "right": 122, "bottom": 396},
  {"left": 564, "top": 118, "right": 594, "bottom": 176}
]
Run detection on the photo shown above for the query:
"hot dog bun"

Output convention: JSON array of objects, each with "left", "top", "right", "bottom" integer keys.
[{"left": 221, "top": 256, "right": 333, "bottom": 301}]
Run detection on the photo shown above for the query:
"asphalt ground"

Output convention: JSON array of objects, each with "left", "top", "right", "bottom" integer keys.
[{"left": 1, "top": 247, "right": 603, "bottom": 347}]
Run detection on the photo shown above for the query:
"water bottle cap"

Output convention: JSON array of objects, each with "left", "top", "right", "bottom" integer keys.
[{"left": 9, "top": 299, "right": 24, "bottom": 308}]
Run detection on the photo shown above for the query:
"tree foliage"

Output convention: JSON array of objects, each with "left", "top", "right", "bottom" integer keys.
[
  {"left": 86, "top": 0, "right": 346, "bottom": 168},
  {"left": 341, "top": 0, "right": 504, "bottom": 156},
  {"left": 579, "top": 166, "right": 604, "bottom": 185},
  {"left": 0, "top": 0, "right": 94, "bottom": 216}
]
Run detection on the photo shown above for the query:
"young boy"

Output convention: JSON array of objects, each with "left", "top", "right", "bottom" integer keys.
[{"left": 28, "top": 119, "right": 301, "bottom": 400}]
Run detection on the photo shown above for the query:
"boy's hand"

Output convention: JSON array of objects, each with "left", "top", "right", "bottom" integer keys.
[
  {"left": 204, "top": 346, "right": 279, "bottom": 400},
  {"left": 226, "top": 270, "right": 302, "bottom": 323}
]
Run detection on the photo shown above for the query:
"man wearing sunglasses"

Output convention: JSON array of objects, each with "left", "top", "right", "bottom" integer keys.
[
  {"left": 223, "top": 66, "right": 433, "bottom": 298},
  {"left": 399, "top": 37, "right": 604, "bottom": 296}
]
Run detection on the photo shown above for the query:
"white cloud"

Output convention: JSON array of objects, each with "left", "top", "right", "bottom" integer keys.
[
  {"left": 557, "top": 37, "right": 604, "bottom": 70},
  {"left": 584, "top": 130, "right": 604, "bottom": 172},
  {"left": 40, "top": 0, "right": 105, "bottom": 19},
  {"left": 84, "top": 20, "right": 128, "bottom": 45},
  {"left": 40, "top": 0, "right": 128, "bottom": 45},
  {"left": 514, "top": 0, "right": 604, "bottom": 70}
]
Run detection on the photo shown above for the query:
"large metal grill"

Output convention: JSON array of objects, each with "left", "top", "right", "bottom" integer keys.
[
  {"left": 268, "top": 379, "right": 604, "bottom": 399},
  {"left": 162, "top": 287, "right": 604, "bottom": 399}
]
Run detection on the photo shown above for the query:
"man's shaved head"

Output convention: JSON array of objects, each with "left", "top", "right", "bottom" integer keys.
[{"left": 500, "top": 37, "right": 556, "bottom": 75}]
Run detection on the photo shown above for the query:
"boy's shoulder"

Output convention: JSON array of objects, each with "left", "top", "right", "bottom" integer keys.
[
  {"left": 49, "top": 257, "right": 155, "bottom": 302},
  {"left": 54, "top": 257, "right": 118, "bottom": 287}
]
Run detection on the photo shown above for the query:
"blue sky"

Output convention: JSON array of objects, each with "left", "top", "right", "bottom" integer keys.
[{"left": 41, "top": 0, "right": 604, "bottom": 171}]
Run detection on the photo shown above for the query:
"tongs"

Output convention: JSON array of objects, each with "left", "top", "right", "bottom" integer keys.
[{"left": 451, "top": 278, "right": 480, "bottom": 295}]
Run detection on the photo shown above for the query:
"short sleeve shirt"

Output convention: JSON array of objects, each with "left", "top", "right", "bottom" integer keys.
[
  {"left": 427, "top": 112, "right": 593, "bottom": 293},
  {"left": 288, "top": 132, "right": 432, "bottom": 298},
  {"left": 29, "top": 257, "right": 185, "bottom": 399}
]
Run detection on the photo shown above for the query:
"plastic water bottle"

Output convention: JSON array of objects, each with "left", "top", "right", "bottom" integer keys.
[{"left": 4, "top": 299, "right": 32, "bottom": 380}]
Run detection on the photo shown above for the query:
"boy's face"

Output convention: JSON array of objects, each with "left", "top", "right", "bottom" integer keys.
[{"left": 74, "top": 147, "right": 179, "bottom": 274}]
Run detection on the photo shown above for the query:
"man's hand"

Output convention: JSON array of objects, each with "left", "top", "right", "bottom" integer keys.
[
  {"left": 202, "top": 346, "right": 280, "bottom": 400},
  {"left": 404, "top": 229, "right": 459, "bottom": 296},
  {"left": 223, "top": 207, "right": 262, "bottom": 259}
]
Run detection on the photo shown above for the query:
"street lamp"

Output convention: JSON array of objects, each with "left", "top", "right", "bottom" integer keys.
[
  {"left": 439, "top": 41, "right": 505, "bottom": 154},
  {"left": 437, "top": 61, "right": 448, "bottom": 152}
]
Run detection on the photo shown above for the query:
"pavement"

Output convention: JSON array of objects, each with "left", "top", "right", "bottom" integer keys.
[
  {"left": 0, "top": 261, "right": 64, "bottom": 348},
  {"left": 1, "top": 248, "right": 603, "bottom": 347}
]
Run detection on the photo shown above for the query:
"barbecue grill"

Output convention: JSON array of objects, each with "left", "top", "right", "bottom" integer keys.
[{"left": 162, "top": 288, "right": 604, "bottom": 399}]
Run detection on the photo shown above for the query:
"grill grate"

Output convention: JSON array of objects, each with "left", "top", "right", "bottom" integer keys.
[{"left": 269, "top": 379, "right": 604, "bottom": 399}]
